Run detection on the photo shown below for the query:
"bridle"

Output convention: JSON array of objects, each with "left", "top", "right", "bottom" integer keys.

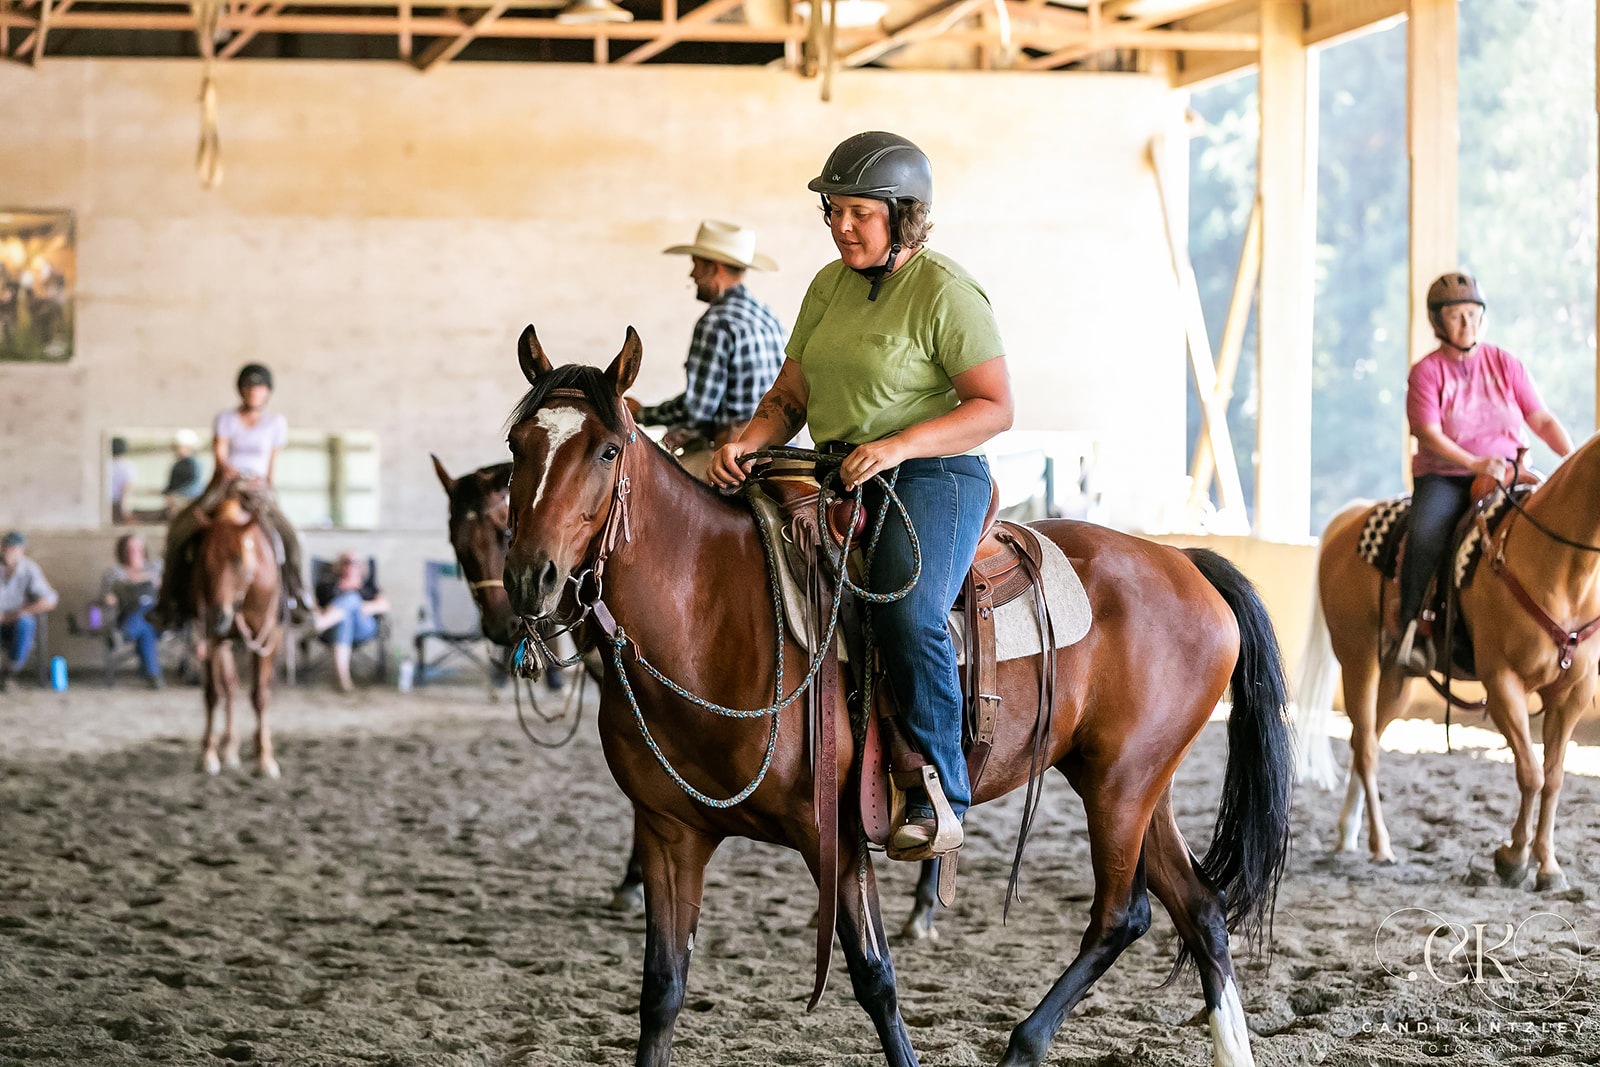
[
  {"left": 511, "top": 388, "right": 638, "bottom": 672},
  {"left": 1481, "top": 458, "right": 1600, "bottom": 671}
]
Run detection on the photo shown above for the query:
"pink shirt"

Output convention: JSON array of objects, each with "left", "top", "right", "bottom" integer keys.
[{"left": 1407, "top": 343, "right": 1544, "bottom": 477}]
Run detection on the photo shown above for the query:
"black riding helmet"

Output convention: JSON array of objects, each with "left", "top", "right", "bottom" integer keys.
[
  {"left": 809, "top": 132, "right": 932, "bottom": 301},
  {"left": 237, "top": 363, "right": 274, "bottom": 392}
]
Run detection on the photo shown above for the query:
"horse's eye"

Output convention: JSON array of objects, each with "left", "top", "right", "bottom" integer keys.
[{"left": 600, "top": 444, "right": 620, "bottom": 464}]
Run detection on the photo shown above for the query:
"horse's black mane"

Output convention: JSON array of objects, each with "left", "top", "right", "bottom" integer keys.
[{"left": 506, "top": 364, "right": 625, "bottom": 436}]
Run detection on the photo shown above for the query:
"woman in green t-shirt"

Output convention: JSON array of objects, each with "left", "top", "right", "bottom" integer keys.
[{"left": 710, "top": 132, "right": 1014, "bottom": 858}]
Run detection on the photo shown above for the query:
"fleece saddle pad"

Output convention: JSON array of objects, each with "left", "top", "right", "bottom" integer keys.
[
  {"left": 1354, "top": 490, "right": 1523, "bottom": 587},
  {"left": 776, "top": 525, "right": 1092, "bottom": 664}
]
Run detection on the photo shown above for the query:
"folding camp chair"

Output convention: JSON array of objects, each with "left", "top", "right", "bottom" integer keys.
[
  {"left": 68, "top": 603, "right": 193, "bottom": 686},
  {"left": 414, "top": 559, "right": 500, "bottom": 686}
]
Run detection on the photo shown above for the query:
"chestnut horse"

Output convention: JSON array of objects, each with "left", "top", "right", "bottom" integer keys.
[
  {"left": 1296, "top": 433, "right": 1600, "bottom": 890},
  {"left": 432, "top": 454, "right": 644, "bottom": 910},
  {"left": 503, "top": 328, "right": 1292, "bottom": 1067},
  {"left": 191, "top": 471, "right": 282, "bottom": 778}
]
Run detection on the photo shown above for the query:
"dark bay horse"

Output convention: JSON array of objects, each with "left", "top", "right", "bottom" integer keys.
[
  {"left": 503, "top": 327, "right": 1292, "bottom": 1067},
  {"left": 432, "top": 453, "right": 644, "bottom": 910},
  {"left": 1296, "top": 432, "right": 1600, "bottom": 889},
  {"left": 191, "top": 472, "right": 282, "bottom": 778}
]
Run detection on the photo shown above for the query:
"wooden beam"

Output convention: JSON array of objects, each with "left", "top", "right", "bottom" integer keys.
[
  {"left": 1254, "top": 0, "right": 1318, "bottom": 539},
  {"left": 398, "top": 0, "right": 411, "bottom": 58},
  {"left": 1188, "top": 196, "right": 1261, "bottom": 518},
  {"left": 1406, "top": 0, "right": 1457, "bottom": 371},
  {"left": 217, "top": 0, "right": 281, "bottom": 59},
  {"left": 618, "top": 0, "right": 741, "bottom": 65},
  {"left": 414, "top": 0, "right": 509, "bottom": 70},
  {"left": 1018, "top": 0, "right": 1231, "bottom": 69},
  {"left": 12, "top": 0, "right": 67, "bottom": 60},
  {"left": 839, "top": 0, "right": 983, "bottom": 69}
]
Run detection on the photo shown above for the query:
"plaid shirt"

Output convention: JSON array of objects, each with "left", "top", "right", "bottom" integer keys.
[{"left": 639, "top": 285, "right": 785, "bottom": 434}]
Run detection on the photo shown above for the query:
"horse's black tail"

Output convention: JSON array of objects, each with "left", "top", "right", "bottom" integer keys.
[{"left": 1182, "top": 547, "right": 1293, "bottom": 954}]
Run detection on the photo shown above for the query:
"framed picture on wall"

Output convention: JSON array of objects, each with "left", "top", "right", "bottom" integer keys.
[{"left": 1, "top": 209, "right": 75, "bottom": 363}]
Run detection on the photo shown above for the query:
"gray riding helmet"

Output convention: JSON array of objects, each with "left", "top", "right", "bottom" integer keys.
[
  {"left": 809, "top": 132, "right": 932, "bottom": 300},
  {"left": 807, "top": 131, "right": 933, "bottom": 205}
]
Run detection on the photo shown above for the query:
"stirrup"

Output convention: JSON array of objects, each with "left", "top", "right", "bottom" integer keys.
[
  {"left": 886, "top": 764, "right": 963, "bottom": 862},
  {"left": 1393, "top": 619, "right": 1432, "bottom": 676}
]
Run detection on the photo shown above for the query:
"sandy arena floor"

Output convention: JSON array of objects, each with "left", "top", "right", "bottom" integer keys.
[{"left": 1, "top": 678, "right": 1596, "bottom": 1066}]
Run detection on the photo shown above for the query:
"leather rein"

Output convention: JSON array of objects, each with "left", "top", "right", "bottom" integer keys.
[{"left": 1482, "top": 461, "right": 1600, "bottom": 671}]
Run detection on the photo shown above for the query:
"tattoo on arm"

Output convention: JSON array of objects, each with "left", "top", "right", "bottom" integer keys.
[{"left": 753, "top": 392, "right": 806, "bottom": 437}]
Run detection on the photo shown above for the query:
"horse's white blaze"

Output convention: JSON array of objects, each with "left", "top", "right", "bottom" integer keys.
[
  {"left": 530, "top": 408, "right": 589, "bottom": 516},
  {"left": 1209, "top": 977, "right": 1254, "bottom": 1067}
]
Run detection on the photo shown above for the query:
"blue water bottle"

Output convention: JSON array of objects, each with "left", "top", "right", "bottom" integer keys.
[{"left": 50, "top": 656, "right": 68, "bottom": 691}]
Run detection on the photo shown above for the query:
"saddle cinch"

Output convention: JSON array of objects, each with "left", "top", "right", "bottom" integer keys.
[{"left": 745, "top": 458, "right": 1091, "bottom": 902}]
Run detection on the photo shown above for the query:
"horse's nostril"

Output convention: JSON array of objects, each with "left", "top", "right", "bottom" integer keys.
[{"left": 539, "top": 559, "right": 559, "bottom": 599}]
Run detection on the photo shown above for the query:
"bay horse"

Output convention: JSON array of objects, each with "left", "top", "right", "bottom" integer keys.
[
  {"left": 432, "top": 453, "right": 644, "bottom": 910},
  {"left": 503, "top": 327, "right": 1292, "bottom": 1067},
  {"left": 191, "top": 470, "right": 282, "bottom": 778},
  {"left": 1296, "top": 433, "right": 1600, "bottom": 890}
]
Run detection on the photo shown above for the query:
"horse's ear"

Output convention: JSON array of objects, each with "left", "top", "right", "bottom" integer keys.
[
  {"left": 518, "top": 325, "right": 552, "bottom": 385},
  {"left": 604, "top": 326, "right": 643, "bottom": 396},
  {"left": 431, "top": 453, "right": 457, "bottom": 496}
]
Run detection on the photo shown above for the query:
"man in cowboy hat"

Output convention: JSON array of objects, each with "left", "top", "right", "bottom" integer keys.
[{"left": 639, "top": 220, "right": 786, "bottom": 479}]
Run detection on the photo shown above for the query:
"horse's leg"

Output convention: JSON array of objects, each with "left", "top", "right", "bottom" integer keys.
[
  {"left": 253, "top": 651, "right": 280, "bottom": 779},
  {"left": 200, "top": 646, "right": 222, "bottom": 775},
  {"left": 1143, "top": 790, "right": 1253, "bottom": 1067},
  {"left": 830, "top": 839, "right": 918, "bottom": 1067},
  {"left": 1530, "top": 678, "right": 1592, "bottom": 891},
  {"left": 609, "top": 835, "right": 645, "bottom": 913},
  {"left": 633, "top": 811, "right": 719, "bottom": 1067},
  {"left": 999, "top": 782, "right": 1154, "bottom": 1067},
  {"left": 901, "top": 859, "right": 939, "bottom": 942},
  {"left": 1482, "top": 668, "right": 1541, "bottom": 887},
  {"left": 219, "top": 643, "right": 242, "bottom": 770},
  {"left": 1337, "top": 657, "right": 1408, "bottom": 862}
]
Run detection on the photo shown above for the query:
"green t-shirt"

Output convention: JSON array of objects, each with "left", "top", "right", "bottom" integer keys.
[{"left": 785, "top": 248, "right": 1005, "bottom": 447}]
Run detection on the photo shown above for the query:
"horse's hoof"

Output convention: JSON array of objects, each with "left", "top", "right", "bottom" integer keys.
[
  {"left": 1535, "top": 869, "right": 1570, "bottom": 893},
  {"left": 258, "top": 760, "right": 281, "bottom": 780},
  {"left": 608, "top": 884, "right": 644, "bottom": 914},
  {"left": 1494, "top": 848, "right": 1531, "bottom": 888},
  {"left": 224, "top": 755, "right": 242, "bottom": 771},
  {"left": 900, "top": 917, "right": 939, "bottom": 942},
  {"left": 1372, "top": 850, "right": 1398, "bottom": 866},
  {"left": 201, "top": 754, "right": 221, "bottom": 776}
]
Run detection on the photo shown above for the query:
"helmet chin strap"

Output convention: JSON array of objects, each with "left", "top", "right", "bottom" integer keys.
[{"left": 858, "top": 199, "right": 901, "bottom": 302}]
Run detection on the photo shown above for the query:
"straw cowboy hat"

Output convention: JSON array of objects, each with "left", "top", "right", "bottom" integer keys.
[{"left": 663, "top": 220, "right": 778, "bottom": 271}]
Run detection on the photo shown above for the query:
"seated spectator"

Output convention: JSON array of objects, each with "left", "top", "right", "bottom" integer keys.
[
  {"left": 109, "top": 436, "right": 137, "bottom": 525},
  {"left": 311, "top": 552, "right": 389, "bottom": 693},
  {"left": 0, "top": 531, "right": 59, "bottom": 689},
  {"left": 100, "top": 532, "right": 165, "bottom": 689},
  {"left": 163, "top": 429, "right": 205, "bottom": 516}
]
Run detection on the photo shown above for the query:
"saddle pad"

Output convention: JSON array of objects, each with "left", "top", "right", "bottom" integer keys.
[
  {"left": 1356, "top": 497, "right": 1410, "bottom": 578},
  {"left": 774, "top": 526, "right": 1092, "bottom": 663},
  {"left": 1355, "top": 490, "right": 1522, "bottom": 587}
]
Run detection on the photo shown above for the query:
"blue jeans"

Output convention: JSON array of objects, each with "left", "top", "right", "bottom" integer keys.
[
  {"left": 324, "top": 590, "right": 378, "bottom": 647},
  {"left": 2, "top": 614, "right": 38, "bottom": 671},
  {"left": 120, "top": 605, "right": 161, "bottom": 678},
  {"left": 865, "top": 454, "right": 992, "bottom": 820}
]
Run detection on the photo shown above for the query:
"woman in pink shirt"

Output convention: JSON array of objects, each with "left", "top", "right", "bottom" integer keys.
[{"left": 1396, "top": 273, "right": 1574, "bottom": 672}]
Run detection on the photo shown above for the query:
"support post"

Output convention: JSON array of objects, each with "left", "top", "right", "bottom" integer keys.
[{"left": 1254, "top": 0, "right": 1318, "bottom": 540}]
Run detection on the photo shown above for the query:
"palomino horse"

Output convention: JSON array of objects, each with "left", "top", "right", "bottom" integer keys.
[
  {"left": 432, "top": 454, "right": 644, "bottom": 910},
  {"left": 191, "top": 471, "right": 282, "bottom": 778},
  {"left": 502, "top": 327, "right": 1293, "bottom": 1067},
  {"left": 1296, "top": 432, "right": 1600, "bottom": 889}
]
